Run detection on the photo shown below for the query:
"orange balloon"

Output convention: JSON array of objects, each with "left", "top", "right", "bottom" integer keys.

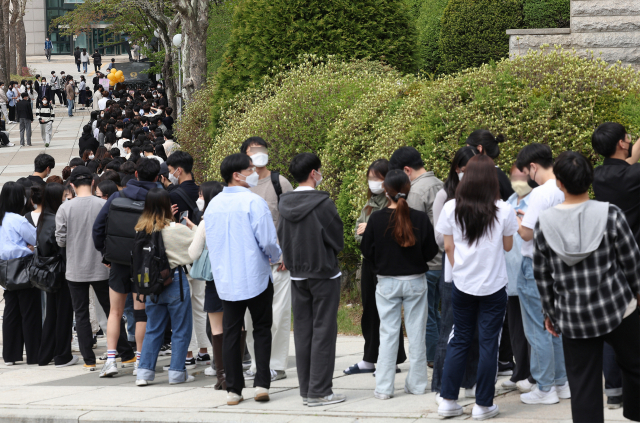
[{"left": 110, "top": 68, "right": 117, "bottom": 74}]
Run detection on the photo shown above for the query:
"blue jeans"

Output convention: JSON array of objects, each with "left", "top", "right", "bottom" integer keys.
[
  {"left": 517, "top": 258, "right": 566, "bottom": 391},
  {"left": 425, "top": 270, "right": 441, "bottom": 362},
  {"left": 375, "top": 275, "right": 429, "bottom": 396},
  {"left": 82, "top": 62, "right": 88, "bottom": 72},
  {"left": 441, "top": 284, "right": 507, "bottom": 407},
  {"left": 137, "top": 269, "right": 192, "bottom": 384},
  {"left": 67, "top": 99, "right": 74, "bottom": 116},
  {"left": 124, "top": 293, "right": 135, "bottom": 342}
]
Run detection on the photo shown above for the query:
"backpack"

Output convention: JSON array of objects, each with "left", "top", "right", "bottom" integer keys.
[
  {"left": 131, "top": 230, "right": 179, "bottom": 303},
  {"left": 271, "top": 171, "right": 283, "bottom": 202},
  {"left": 104, "top": 190, "right": 145, "bottom": 265},
  {"left": 173, "top": 187, "right": 202, "bottom": 225}
]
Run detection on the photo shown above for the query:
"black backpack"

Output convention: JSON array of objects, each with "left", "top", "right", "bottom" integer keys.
[
  {"left": 104, "top": 190, "right": 145, "bottom": 265},
  {"left": 131, "top": 230, "right": 181, "bottom": 302},
  {"left": 271, "top": 171, "right": 283, "bottom": 202},
  {"left": 173, "top": 187, "right": 202, "bottom": 225}
]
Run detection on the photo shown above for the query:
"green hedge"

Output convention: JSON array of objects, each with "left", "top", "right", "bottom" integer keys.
[
  {"left": 181, "top": 49, "right": 640, "bottom": 273},
  {"left": 439, "top": 0, "right": 523, "bottom": 74},
  {"left": 206, "top": 0, "right": 238, "bottom": 78},
  {"left": 524, "top": 0, "right": 570, "bottom": 29},
  {"left": 214, "top": 0, "right": 418, "bottom": 102},
  {"left": 415, "top": 0, "right": 449, "bottom": 74}
]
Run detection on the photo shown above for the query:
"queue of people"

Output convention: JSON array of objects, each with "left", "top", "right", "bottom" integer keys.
[{"left": 0, "top": 116, "right": 639, "bottom": 423}]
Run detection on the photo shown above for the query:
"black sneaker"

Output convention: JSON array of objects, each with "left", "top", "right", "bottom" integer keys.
[
  {"left": 159, "top": 344, "right": 172, "bottom": 356},
  {"left": 607, "top": 396, "right": 622, "bottom": 409},
  {"left": 243, "top": 359, "right": 251, "bottom": 370},
  {"left": 185, "top": 357, "right": 196, "bottom": 369},
  {"left": 196, "top": 353, "right": 211, "bottom": 365},
  {"left": 497, "top": 361, "right": 514, "bottom": 376},
  {"left": 96, "top": 328, "right": 104, "bottom": 338}
]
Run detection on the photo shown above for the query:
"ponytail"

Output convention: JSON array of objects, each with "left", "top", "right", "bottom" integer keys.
[{"left": 383, "top": 170, "right": 415, "bottom": 248}]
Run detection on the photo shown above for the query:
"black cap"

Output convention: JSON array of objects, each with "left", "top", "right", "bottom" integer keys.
[
  {"left": 69, "top": 165, "right": 93, "bottom": 183},
  {"left": 159, "top": 162, "right": 169, "bottom": 177}
]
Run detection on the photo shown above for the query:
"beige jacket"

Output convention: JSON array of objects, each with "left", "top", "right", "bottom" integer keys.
[
  {"left": 161, "top": 222, "right": 197, "bottom": 269},
  {"left": 407, "top": 171, "right": 444, "bottom": 270}
]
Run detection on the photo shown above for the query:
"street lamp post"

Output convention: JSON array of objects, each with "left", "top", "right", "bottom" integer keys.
[{"left": 173, "top": 34, "right": 182, "bottom": 118}]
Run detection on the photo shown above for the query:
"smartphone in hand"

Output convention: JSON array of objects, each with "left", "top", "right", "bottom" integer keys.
[{"left": 179, "top": 210, "right": 188, "bottom": 225}]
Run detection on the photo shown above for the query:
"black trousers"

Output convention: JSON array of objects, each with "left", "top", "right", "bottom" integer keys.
[
  {"left": 498, "top": 307, "right": 513, "bottom": 366},
  {"left": 8, "top": 105, "right": 15, "bottom": 122},
  {"left": 507, "top": 296, "right": 533, "bottom": 383},
  {"left": 603, "top": 342, "right": 623, "bottom": 397},
  {"left": 67, "top": 280, "right": 134, "bottom": 365},
  {"left": 562, "top": 310, "right": 640, "bottom": 423},
  {"left": 222, "top": 282, "right": 273, "bottom": 395},
  {"left": 2, "top": 287, "right": 42, "bottom": 364},
  {"left": 360, "top": 259, "right": 406, "bottom": 364},
  {"left": 38, "top": 281, "right": 74, "bottom": 366},
  {"left": 292, "top": 278, "right": 340, "bottom": 398}
]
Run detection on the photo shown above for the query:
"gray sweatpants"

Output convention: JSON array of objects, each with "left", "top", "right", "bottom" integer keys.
[
  {"left": 40, "top": 121, "right": 52, "bottom": 146},
  {"left": 291, "top": 278, "right": 340, "bottom": 398},
  {"left": 0, "top": 103, "right": 9, "bottom": 122},
  {"left": 19, "top": 118, "right": 31, "bottom": 145}
]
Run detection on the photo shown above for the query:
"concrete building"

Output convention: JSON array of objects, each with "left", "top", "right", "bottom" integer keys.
[
  {"left": 507, "top": 0, "right": 640, "bottom": 68},
  {"left": 24, "top": 0, "right": 126, "bottom": 56}
]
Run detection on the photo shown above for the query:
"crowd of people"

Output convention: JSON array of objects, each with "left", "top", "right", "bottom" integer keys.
[{"left": 0, "top": 83, "right": 638, "bottom": 423}]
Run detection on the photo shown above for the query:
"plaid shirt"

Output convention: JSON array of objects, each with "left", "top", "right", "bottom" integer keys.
[{"left": 533, "top": 204, "right": 640, "bottom": 339}]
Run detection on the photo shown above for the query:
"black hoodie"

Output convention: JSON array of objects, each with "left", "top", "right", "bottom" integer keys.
[
  {"left": 277, "top": 189, "right": 344, "bottom": 279},
  {"left": 78, "top": 132, "right": 99, "bottom": 156}
]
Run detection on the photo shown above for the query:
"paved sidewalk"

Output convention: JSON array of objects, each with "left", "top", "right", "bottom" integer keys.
[
  {"left": 29, "top": 54, "right": 131, "bottom": 82},
  {"left": 0, "top": 115, "right": 88, "bottom": 185}
]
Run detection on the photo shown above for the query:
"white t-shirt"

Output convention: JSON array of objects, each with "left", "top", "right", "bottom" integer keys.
[
  {"left": 520, "top": 179, "right": 565, "bottom": 258},
  {"left": 98, "top": 98, "right": 108, "bottom": 110},
  {"left": 436, "top": 199, "right": 518, "bottom": 296}
]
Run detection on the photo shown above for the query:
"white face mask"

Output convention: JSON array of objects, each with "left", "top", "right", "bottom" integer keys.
[
  {"left": 368, "top": 180, "right": 384, "bottom": 195},
  {"left": 43, "top": 100, "right": 48, "bottom": 105},
  {"left": 157, "top": 85, "right": 162, "bottom": 89},
  {"left": 168, "top": 169, "right": 180, "bottom": 185},
  {"left": 457, "top": 172, "right": 464, "bottom": 181},
  {"left": 89, "top": 154, "right": 95, "bottom": 160},
  {"left": 511, "top": 180, "right": 532, "bottom": 197},
  {"left": 240, "top": 171, "right": 259, "bottom": 188},
  {"left": 196, "top": 198, "right": 205, "bottom": 212},
  {"left": 314, "top": 171, "right": 323, "bottom": 188},
  {"left": 251, "top": 153, "right": 268, "bottom": 167}
]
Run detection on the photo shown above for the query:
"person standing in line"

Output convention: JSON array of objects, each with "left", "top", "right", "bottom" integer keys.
[
  {"left": 74, "top": 47, "right": 81, "bottom": 72},
  {"left": 92, "top": 50, "right": 102, "bottom": 73},
  {"left": 0, "top": 81, "right": 11, "bottom": 123},
  {"left": 92, "top": 87, "right": 103, "bottom": 112},
  {"left": 26, "top": 81, "right": 37, "bottom": 107},
  {"left": 37, "top": 183, "right": 77, "bottom": 368},
  {"left": 204, "top": 153, "right": 280, "bottom": 405},
  {"left": 344, "top": 159, "right": 407, "bottom": 376},
  {"left": 28, "top": 154, "right": 54, "bottom": 187},
  {"left": 65, "top": 78, "right": 75, "bottom": 118},
  {"left": 44, "top": 38, "right": 52, "bottom": 61},
  {"left": 389, "top": 146, "right": 443, "bottom": 367},
  {"left": 38, "top": 77, "right": 51, "bottom": 110},
  {"left": 533, "top": 151, "right": 640, "bottom": 423},
  {"left": 80, "top": 49, "right": 90, "bottom": 74},
  {"left": 278, "top": 153, "right": 345, "bottom": 407},
  {"left": 590, "top": 122, "right": 640, "bottom": 410},
  {"left": 436, "top": 155, "right": 518, "bottom": 421},
  {"left": 0, "top": 182, "right": 41, "bottom": 366},
  {"left": 240, "top": 137, "right": 294, "bottom": 382},
  {"left": 57, "top": 166, "right": 131, "bottom": 371},
  {"left": 37, "top": 96, "right": 55, "bottom": 148},
  {"left": 77, "top": 76, "right": 87, "bottom": 109},
  {"left": 360, "top": 169, "right": 438, "bottom": 400},
  {"left": 59, "top": 72, "right": 67, "bottom": 106},
  {"left": 502, "top": 165, "right": 536, "bottom": 393},
  {"left": 7, "top": 82, "right": 18, "bottom": 123},
  {"left": 49, "top": 72, "right": 60, "bottom": 106},
  {"left": 16, "top": 93, "right": 33, "bottom": 147},
  {"left": 515, "top": 143, "right": 569, "bottom": 404}
]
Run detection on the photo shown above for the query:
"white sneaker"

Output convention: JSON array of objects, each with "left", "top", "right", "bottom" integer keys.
[
  {"left": 438, "top": 399, "right": 463, "bottom": 417},
  {"left": 6, "top": 142, "right": 14, "bottom": 146},
  {"left": 243, "top": 370, "right": 256, "bottom": 380},
  {"left": 435, "top": 393, "right": 444, "bottom": 405},
  {"left": 204, "top": 366, "right": 215, "bottom": 377},
  {"left": 374, "top": 391, "right": 392, "bottom": 400},
  {"left": 501, "top": 380, "right": 517, "bottom": 389},
  {"left": 136, "top": 379, "right": 149, "bottom": 386},
  {"left": 466, "top": 384, "right": 477, "bottom": 398},
  {"left": 99, "top": 361, "right": 118, "bottom": 378},
  {"left": 55, "top": 355, "right": 79, "bottom": 368},
  {"left": 520, "top": 385, "right": 559, "bottom": 405},
  {"left": 516, "top": 379, "right": 535, "bottom": 393},
  {"left": 169, "top": 375, "right": 195, "bottom": 385},
  {"left": 556, "top": 382, "right": 571, "bottom": 399},
  {"left": 472, "top": 404, "right": 499, "bottom": 420},
  {"left": 255, "top": 386, "right": 269, "bottom": 401},
  {"left": 227, "top": 392, "right": 244, "bottom": 405},
  {"left": 132, "top": 361, "right": 138, "bottom": 376},
  {"left": 163, "top": 364, "right": 170, "bottom": 371}
]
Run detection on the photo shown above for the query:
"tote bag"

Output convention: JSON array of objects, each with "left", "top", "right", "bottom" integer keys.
[
  {"left": 190, "top": 247, "right": 212, "bottom": 281},
  {"left": 0, "top": 255, "right": 34, "bottom": 291}
]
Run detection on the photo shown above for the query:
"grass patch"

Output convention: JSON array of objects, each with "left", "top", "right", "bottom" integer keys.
[{"left": 337, "top": 288, "right": 363, "bottom": 336}]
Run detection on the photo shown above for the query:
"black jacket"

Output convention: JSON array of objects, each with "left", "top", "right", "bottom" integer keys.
[
  {"left": 92, "top": 52, "right": 102, "bottom": 65},
  {"left": 16, "top": 99, "right": 33, "bottom": 120},
  {"left": 78, "top": 133, "right": 99, "bottom": 156},
  {"left": 278, "top": 190, "right": 344, "bottom": 279},
  {"left": 169, "top": 180, "right": 199, "bottom": 221},
  {"left": 36, "top": 212, "right": 62, "bottom": 258},
  {"left": 38, "top": 84, "right": 51, "bottom": 101},
  {"left": 497, "top": 167, "right": 514, "bottom": 201},
  {"left": 74, "top": 50, "right": 81, "bottom": 63}
]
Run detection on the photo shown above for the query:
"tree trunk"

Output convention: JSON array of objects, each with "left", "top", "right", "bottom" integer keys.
[
  {"left": 2, "top": 0, "right": 9, "bottom": 79},
  {"left": 0, "top": 3, "right": 7, "bottom": 83},
  {"left": 8, "top": 0, "right": 17, "bottom": 76},
  {"left": 16, "top": 14, "right": 25, "bottom": 74}
]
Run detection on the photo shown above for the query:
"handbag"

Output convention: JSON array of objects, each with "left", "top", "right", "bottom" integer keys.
[
  {"left": 0, "top": 255, "right": 34, "bottom": 291},
  {"left": 28, "top": 247, "right": 64, "bottom": 293},
  {"left": 190, "top": 247, "right": 212, "bottom": 281}
]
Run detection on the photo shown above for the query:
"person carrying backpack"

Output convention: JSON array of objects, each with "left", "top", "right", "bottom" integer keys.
[
  {"left": 166, "top": 152, "right": 210, "bottom": 369},
  {"left": 134, "top": 188, "right": 198, "bottom": 386},
  {"left": 92, "top": 158, "right": 160, "bottom": 378}
]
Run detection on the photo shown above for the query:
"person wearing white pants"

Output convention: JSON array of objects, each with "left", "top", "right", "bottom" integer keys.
[
  {"left": 186, "top": 275, "right": 210, "bottom": 368},
  {"left": 36, "top": 98, "right": 54, "bottom": 147}
]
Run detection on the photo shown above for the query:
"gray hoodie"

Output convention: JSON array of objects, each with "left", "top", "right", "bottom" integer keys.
[{"left": 538, "top": 200, "right": 610, "bottom": 266}]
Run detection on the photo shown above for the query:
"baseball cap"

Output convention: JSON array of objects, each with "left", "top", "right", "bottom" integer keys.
[{"left": 69, "top": 165, "right": 93, "bottom": 183}]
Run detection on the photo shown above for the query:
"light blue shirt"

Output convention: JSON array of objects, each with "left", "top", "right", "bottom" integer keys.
[
  {"left": 204, "top": 186, "right": 281, "bottom": 302},
  {"left": 0, "top": 213, "right": 37, "bottom": 260},
  {"left": 7, "top": 89, "right": 17, "bottom": 107},
  {"left": 505, "top": 192, "right": 529, "bottom": 296}
]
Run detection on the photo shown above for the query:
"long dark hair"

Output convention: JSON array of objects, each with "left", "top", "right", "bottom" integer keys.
[
  {"left": 455, "top": 155, "right": 500, "bottom": 245},
  {"left": 383, "top": 169, "right": 415, "bottom": 248},
  {"left": 0, "top": 182, "right": 27, "bottom": 223},
  {"left": 466, "top": 129, "right": 504, "bottom": 159},
  {"left": 364, "top": 159, "right": 389, "bottom": 216},
  {"left": 444, "top": 146, "right": 478, "bottom": 200},
  {"left": 199, "top": 181, "right": 224, "bottom": 210},
  {"left": 135, "top": 188, "right": 174, "bottom": 234},
  {"left": 39, "top": 183, "right": 64, "bottom": 235}
]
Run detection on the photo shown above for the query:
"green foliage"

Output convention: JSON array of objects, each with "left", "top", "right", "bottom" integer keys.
[
  {"left": 524, "top": 0, "right": 570, "bottom": 29},
  {"left": 214, "top": 0, "right": 418, "bottom": 102},
  {"left": 415, "top": 0, "right": 449, "bottom": 74},
  {"left": 182, "top": 49, "right": 640, "bottom": 272},
  {"left": 207, "top": 0, "right": 238, "bottom": 78},
  {"left": 439, "top": 0, "right": 523, "bottom": 74}
]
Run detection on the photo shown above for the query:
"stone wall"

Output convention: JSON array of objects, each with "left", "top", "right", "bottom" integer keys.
[
  {"left": 508, "top": 0, "right": 640, "bottom": 68},
  {"left": 23, "top": 0, "right": 46, "bottom": 57}
]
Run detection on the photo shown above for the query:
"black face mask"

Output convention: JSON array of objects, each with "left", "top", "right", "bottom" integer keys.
[
  {"left": 629, "top": 141, "right": 634, "bottom": 158},
  {"left": 527, "top": 178, "right": 539, "bottom": 189}
]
